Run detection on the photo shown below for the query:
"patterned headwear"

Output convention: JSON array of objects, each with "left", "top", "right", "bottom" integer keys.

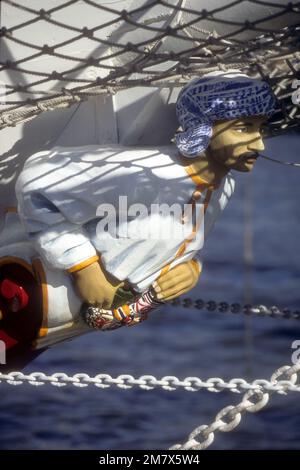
[{"left": 175, "top": 70, "right": 277, "bottom": 158}]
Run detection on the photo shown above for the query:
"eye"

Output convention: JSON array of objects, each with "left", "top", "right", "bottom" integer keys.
[{"left": 234, "top": 126, "right": 248, "bottom": 133}]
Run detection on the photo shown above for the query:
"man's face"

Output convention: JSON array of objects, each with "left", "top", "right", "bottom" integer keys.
[{"left": 208, "top": 116, "right": 267, "bottom": 172}]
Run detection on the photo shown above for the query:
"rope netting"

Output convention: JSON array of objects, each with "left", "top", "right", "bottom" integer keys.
[{"left": 0, "top": 0, "right": 299, "bottom": 130}]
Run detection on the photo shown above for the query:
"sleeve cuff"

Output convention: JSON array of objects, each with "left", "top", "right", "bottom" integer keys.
[{"left": 66, "top": 255, "right": 100, "bottom": 274}]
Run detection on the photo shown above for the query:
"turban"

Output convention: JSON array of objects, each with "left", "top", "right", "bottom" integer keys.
[{"left": 175, "top": 70, "right": 277, "bottom": 158}]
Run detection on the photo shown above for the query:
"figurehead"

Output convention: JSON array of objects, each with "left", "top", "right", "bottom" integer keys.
[{"left": 175, "top": 70, "right": 277, "bottom": 158}]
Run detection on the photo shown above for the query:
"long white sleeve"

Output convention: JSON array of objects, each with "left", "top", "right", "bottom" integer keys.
[{"left": 16, "top": 186, "right": 98, "bottom": 271}]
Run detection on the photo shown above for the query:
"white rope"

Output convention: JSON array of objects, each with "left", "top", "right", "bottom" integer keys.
[
  {"left": 170, "top": 362, "right": 300, "bottom": 450},
  {"left": 0, "top": 61, "right": 256, "bottom": 129},
  {"left": 1, "top": 370, "right": 300, "bottom": 394}
]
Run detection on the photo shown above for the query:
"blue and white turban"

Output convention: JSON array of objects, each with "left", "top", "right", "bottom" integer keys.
[{"left": 175, "top": 71, "right": 277, "bottom": 158}]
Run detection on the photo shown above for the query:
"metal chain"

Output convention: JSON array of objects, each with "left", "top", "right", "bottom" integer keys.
[
  {"left": 170, "top": 297, "right": 300, "bottom": 321},
  {"left": 1, "top": 370, "right": 300, "bottom": 394},
  {"left": 170, "top": 363, "right": 300, "bottom": 450}
]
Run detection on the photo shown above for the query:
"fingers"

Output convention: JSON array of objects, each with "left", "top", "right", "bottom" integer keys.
[
  {"left": 155, "top": 268, "right": 192, "bottom": 290},
  {"left": 162, "top": 285, "right": 193, "bottom": 302},
  {"left": 156, "top": 278, "right": 196, "bottom": 301},
  {"left": 152, "top": 261, "right": 199, "bottom": 301},
  {"left": 86, "top": 296, "right": 112, "bottom": 309},
  {"left": 154, "top": 273, "right": 187, "bottom": 294},
  {"left": 154, "top": 269, "right": 196, "bottom": 297},
  {"left": 158, "top": 263, "right": 190, "bottom": 283}
]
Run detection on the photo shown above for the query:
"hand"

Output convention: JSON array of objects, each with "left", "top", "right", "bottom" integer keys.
[
  {"left": 152, "top": 260, "right": 200, "bottom": 302},
  {"left": 72, "top": 260, "right": 123, "bottom": 309}
]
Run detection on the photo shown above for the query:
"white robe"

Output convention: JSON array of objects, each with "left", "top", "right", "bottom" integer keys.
[{"left": 15, "top": 145, "right": 235, "bottom": 292}]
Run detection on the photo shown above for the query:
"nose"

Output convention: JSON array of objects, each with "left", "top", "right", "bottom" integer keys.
[{"left": 248, "top": 133, "right": 265, "bottom": 152}]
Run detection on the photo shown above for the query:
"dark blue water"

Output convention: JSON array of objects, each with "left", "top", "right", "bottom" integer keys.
[{"left": 0, "top": 135, "right": 300, "bottom": 450}]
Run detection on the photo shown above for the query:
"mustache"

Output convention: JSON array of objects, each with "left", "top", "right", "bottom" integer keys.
[{"left": 239, "top": 152, "right": 259, "bottom": 160}]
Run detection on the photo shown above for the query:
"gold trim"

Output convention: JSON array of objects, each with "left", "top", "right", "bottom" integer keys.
[
  {"left": 184, "top": 165, "right": 212, "bottom": 189},
  {"left": 4, "top": 206, "right": 18, "bottom": 214},
  {"left": 67, "top": 255, "right": 99, "bottom": 274},
  {"left": 32, "top": 258, "right": 49, "bottom": 339}
]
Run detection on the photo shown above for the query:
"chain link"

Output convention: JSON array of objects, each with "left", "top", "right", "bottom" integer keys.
[
  {"left": 1, "top": 369, "right": 300, "bottom": 395},
  {"left": 171, "top": 297, "right": 300, "bottom": 321},
  {"left": 170, "top": 362, "right": 300, "bottom": 450},
  {"left": 4, "top": 365, "right": 298, "bottom": 451}
]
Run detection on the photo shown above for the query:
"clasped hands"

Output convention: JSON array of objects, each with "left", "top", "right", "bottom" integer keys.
[
  {"left": 72, "top": 259, "right": 200, "bottom": 308},
  {"left": 152, "top": 260, "right": 200, "bottom": 302}
]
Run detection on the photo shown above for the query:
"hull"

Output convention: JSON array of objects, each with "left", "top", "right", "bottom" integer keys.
[{"left": 0, "top": 210, "right": 90, "bottom": 353}]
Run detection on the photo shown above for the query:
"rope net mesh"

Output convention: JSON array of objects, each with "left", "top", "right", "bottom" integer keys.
[{"left": 0, "top": 0, "right": 299, "bottom": 130}]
